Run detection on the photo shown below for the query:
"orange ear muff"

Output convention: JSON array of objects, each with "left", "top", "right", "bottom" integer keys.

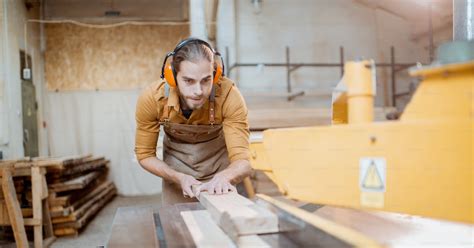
[
  {"left": 213, "top": 61, "right": 223, "bottom": 84},
  {"left": 163, "top": 62, "right": 177, "bottom": 88}
]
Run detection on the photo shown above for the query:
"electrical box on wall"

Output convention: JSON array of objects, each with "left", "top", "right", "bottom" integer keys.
[{"left": 22, "top": 68, "right": 31, "bottom": 80}]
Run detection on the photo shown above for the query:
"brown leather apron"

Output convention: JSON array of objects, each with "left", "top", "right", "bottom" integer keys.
[{"left": 160, "top": 86, "right": 233, "bottom": 206}]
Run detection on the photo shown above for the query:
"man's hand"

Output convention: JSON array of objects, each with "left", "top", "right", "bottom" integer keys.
[
  {"left": 178, "top": 173, "right": 201, "bottom": 198},
  {"left": 195, "top": 173, "right": 236, "bottom": 197}
]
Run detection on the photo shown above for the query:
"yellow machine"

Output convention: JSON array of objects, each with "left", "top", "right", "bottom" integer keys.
[{"left": 250, "top": 41, "right": 473, "bottom": 224}]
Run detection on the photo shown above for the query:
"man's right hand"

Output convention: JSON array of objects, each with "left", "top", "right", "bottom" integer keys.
[{"left": 178, "top": 173, "right": 201, "bottom": 198}]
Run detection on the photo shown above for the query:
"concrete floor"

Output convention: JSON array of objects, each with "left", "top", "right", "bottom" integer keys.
[{"left": 51, "top": 194, "right": 161, "bottom": 248}]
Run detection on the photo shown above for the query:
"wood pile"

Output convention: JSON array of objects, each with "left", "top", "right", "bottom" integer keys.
[{"left": 36, "top": 154, "right": 117, "bottom": 236}]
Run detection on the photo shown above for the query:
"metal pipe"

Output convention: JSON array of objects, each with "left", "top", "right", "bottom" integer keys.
[
  {"left": 429, "top": 2, "right": 435, "bottom": 62},
  {"left": 227, "top": 62, "right": 414, "bottom": 71},
  {"left": 225, "top": 46, "right": 230, "bottom": 76},
  {"left": 390, "top": 46, "right": 396, "bottom": 107},
  {"left": 339, "top": 46, "right": 344, "bottom": 76},
  {"left": 286, "top": 46, "right": 291, "bottom": 93},
  {"left": 453, "top": 0, "right": 473, "bottom": 40}
]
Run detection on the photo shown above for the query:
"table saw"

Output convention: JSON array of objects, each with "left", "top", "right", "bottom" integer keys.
[{"left": 107, "top": 40, "right": 474, "bottom": 247}]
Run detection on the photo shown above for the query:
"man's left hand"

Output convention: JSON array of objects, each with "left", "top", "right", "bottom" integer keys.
[{"left": 195, "top": 173, "right": 236, "bottom": 197}]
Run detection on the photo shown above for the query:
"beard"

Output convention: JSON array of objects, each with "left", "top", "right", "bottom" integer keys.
[{"left": 181, "top": 95, "right": 206, "bottom": 110}]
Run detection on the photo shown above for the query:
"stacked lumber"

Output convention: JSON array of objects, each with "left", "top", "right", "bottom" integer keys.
[{"left": 36, "top": 155, "right": 117, "bottom": 236}]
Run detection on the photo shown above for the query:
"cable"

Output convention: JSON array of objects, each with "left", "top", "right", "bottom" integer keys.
[{"left": 23, "top": 19, "right": 212, "bottom": 69}]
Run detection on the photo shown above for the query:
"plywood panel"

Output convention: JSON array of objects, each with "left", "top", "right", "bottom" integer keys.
[{"left": 45, "top": 23, "right": 189, "bottom": 90}]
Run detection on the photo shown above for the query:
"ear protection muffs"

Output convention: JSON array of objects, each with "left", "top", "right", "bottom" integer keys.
[{"left": 160, "top": 38, "right": 225, "bottom": 88}]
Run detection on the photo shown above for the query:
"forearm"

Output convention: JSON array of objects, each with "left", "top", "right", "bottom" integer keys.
[
  {"left": 139, "top": 156, "right": 182, "bottom": 185},
  {"left": 217, "top": 159, "right": 252, "bottom": 184}
]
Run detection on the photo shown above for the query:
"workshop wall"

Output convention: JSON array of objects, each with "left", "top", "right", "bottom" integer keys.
[
  {"left": 43, "top": 24, "right": 190, "bottom": 195},
  {"left": 217, "top": 0, "right": 439, "bottom": 108},
  {"left": 0, "top": 0, "right": 48, "bottom": 159},
  {"left": 44, "top": 24, "right": 189, "bottom": 90}
]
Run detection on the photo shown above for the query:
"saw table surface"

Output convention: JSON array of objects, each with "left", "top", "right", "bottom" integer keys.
[{"left": 107, "top": 198, "right": 474, "bottom": 247}]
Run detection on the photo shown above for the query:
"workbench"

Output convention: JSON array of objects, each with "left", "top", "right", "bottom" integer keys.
[{"left": 106, "top": 197, "right": 474, "bottom": 247}]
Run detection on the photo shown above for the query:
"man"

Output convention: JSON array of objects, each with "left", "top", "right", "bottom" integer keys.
[{"left": 135, "top": 38, "right": 252, "bottom": 206}]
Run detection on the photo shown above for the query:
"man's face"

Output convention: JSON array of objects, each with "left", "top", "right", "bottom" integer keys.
[{"left": 176, "top": 59, "right": 214, "bottom": 110}]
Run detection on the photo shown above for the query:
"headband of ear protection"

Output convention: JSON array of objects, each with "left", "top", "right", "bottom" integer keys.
[{"left": 160, "top": 38, "right": 225, "bottom": 88}]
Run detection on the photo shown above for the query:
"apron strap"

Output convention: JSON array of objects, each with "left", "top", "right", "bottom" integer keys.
[
  {"left": 160, "top": 83, "right": 171, "bottom": 123},
  {"left": 209, "top": 86, "right": 216, "bottom": 125}
]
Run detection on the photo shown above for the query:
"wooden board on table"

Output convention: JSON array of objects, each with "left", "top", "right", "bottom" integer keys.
[
  {"left": 181, "top": 210, "right": 270, "bottom": 248},
  {"left": 198, "top": 192, "right": 278, "bottom": 237},
  {"left": 180, "top": 210, "right": 235, "bottom": 247},
  {"left": 154, "top": 203, "right": 203, "bottom": 248},
  {"left": 108, "top": 206, "right": 158, "bottom": 248}
]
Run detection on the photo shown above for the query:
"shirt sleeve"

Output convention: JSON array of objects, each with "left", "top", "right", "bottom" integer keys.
[
  {"left": 134, "top": 86, "right": 161, "bottom": 162},
  {"left": 222, "top": 85, "right": 251, "bottom": 162}
]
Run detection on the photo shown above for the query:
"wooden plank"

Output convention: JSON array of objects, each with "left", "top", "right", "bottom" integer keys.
[
  {"left": 107, "top": 206, "right": 158, "bottom": 248},
  {"left": 32, "top": 166, "right": 43, "bottom": 248},
  {"left": 73, "top": 187, "right": 116, "bottom": 229},
  {"left": 180, "top": 210, "right": 236, "bottom": 247},
  {"left": 155, "top": 203, "right": 204, "bottom": 247},
  {"left": 34, "top": 154, "right": 92, "bottom": 168},
  {"left": 60, "top": 158, "right": 107, "bottom": 176},
  {"left": 70, "top": 180, "right": 111, "bottom": 211},
  {"left": 1, "top": 167, "right": 28, "bottom": 248},
  {"left": 48, "top": 195, "right": 70, "bottom": 207},
  {"left": 197, "top": 192, "right": 278, "bottom": 237},
  {"left": 0, "top": 206, "right": 34, "bottom": 225},
  {"left": 54, "top": 227, "right": 77, "bottom": 236},
  {"left": 0, "top": 200, "right": 11, "bottom": 225},
  {"left": 49, "top": 171, "right": 101, "bottom": 193},
  {"left": 43, "top": 156, "right": 105, "bottom": 178},
  {"left": 42, "top": 200, "right": 55, "bottom": 239},
  {"left": 237, "top": 235, "right": 271, "bottom": 247},
  {"left": 50, "top": 179, "right": 112, "bottom": 218},
  {"left": 23, "top": 218, "right": 42, "bottom": 226},
  {"left": 52, "top": 184, "right": 116, "bottom": 228}
]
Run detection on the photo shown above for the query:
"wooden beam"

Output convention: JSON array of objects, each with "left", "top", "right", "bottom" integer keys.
[
  {"left": 180, "top": 210, "right": 235, "bottom": 247},
  {"left": 197, "top": 192, "right": 278, "bottom": 237},
  {"left": 32, "top": 166, "right": 43, "bottom": 248},
  {"left": 1, "top": 167, "right": 28, "bottom": 248}
]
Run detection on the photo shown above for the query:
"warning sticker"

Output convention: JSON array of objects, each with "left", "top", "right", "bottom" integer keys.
[
  {"left": 360, "top": 158, "right": 386, "bottom": 192},
  {"left": 360, "top": 157, "right": 386, "bottom": 208}
]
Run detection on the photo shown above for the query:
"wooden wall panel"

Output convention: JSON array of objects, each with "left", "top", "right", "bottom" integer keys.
[{"left": 45, "top": 23, "right": 190, "bottom": 90}]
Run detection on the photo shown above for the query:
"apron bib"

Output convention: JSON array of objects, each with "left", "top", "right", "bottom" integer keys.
[{"left": 159, "top": 85, "right": 243, "bottom": 206}]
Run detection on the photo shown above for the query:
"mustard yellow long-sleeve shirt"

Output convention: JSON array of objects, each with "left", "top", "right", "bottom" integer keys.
[{"left": 134, "top": 77, "right": 250, "bottom": 163}]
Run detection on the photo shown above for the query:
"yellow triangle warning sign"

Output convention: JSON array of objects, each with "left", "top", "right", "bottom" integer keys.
[{"left": 362, "top": 161, "right": 384, "bottom": 190}]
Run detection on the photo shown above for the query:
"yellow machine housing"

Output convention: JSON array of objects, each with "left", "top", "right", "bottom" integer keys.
[{"left": 250, "top": 49, "right": 473, "bottom": 223}]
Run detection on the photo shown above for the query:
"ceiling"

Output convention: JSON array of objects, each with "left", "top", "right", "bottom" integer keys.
[
  {"left": 354, "top": 0, "right": 453, "bottom": 40},
  {"left": 42, "top": 0, "right": 189, "bottom": 21}
]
